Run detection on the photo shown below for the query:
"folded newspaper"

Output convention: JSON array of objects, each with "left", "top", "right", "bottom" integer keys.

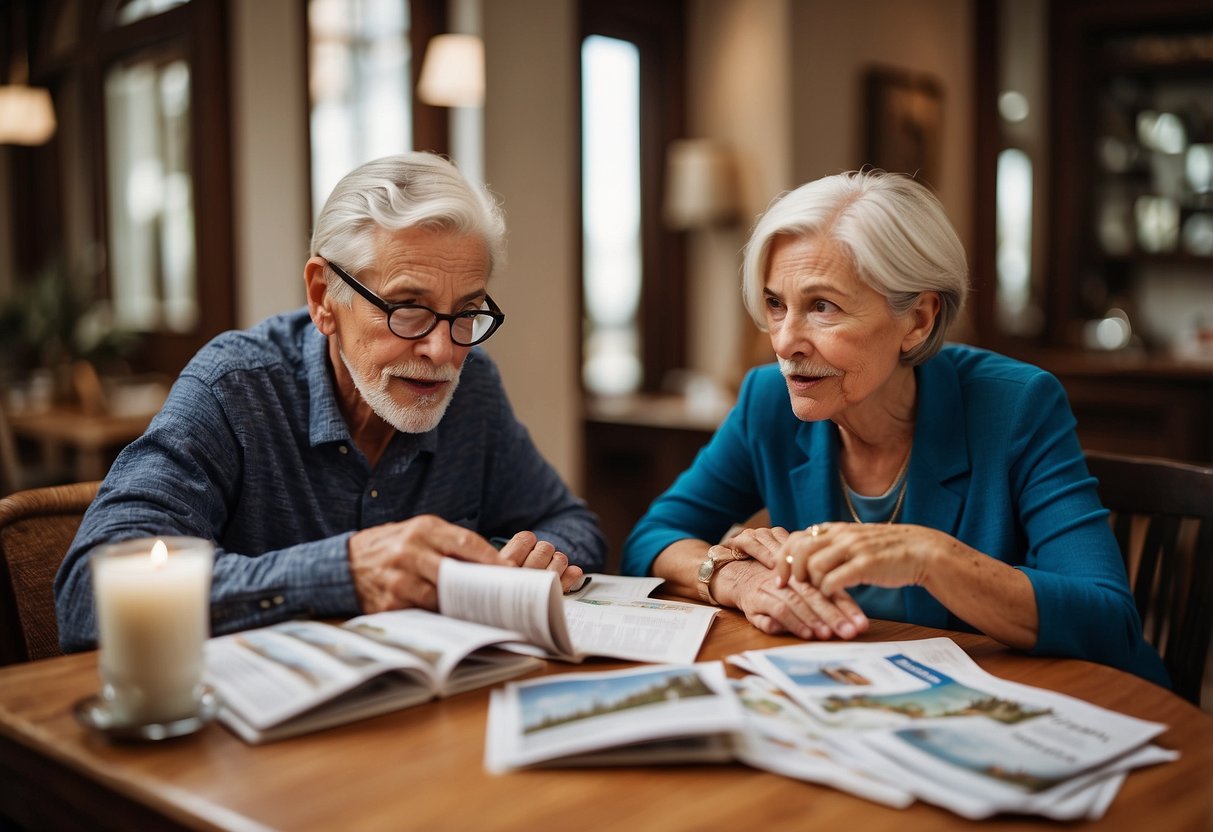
[{"left": 728, "top": 637, "right": 1177, "bottom": 820}]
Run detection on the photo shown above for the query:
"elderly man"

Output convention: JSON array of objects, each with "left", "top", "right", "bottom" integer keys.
[{"left": 55, "top": 153, "right": 605, "bottom": 652}]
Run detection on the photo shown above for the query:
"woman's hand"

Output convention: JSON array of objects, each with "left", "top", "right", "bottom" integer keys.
[
  {"left": 720, "top": 525, "right": 791, "bottom": 569},
  {"left": 772, "top": 522, "right": 1040, "bottom": 650},
  {"left": 773, "top": 522, "right": 940, "bottom": 594},
  {"left": 713, "top": 557, "right": 869, "bottom": 641}
]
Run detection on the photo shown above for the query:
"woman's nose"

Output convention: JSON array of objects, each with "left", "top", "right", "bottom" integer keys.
[{"left": 770, "top": 318, "right": 810, "bottom": 360}]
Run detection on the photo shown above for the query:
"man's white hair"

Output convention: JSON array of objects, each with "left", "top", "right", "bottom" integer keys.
[{"left": 309, "top": 152, "right": 507, "bottom": 303}]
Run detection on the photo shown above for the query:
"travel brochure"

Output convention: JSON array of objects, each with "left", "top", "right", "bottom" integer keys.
[
  {"left": 485, "top": 637, "right": 1177, "bottom": 821},
  {"left": 204, "top": 560, "right": 1177, "bottom": 819}
]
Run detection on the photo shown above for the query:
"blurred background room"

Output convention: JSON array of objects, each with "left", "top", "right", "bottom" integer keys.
[{"left": 1, "top": 0, "right": 1211, "bottom": 560}]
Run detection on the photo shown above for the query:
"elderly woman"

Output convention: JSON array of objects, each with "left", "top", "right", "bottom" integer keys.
[{"left": 621, "top": 170, "right": 1167, "bottom": 686}]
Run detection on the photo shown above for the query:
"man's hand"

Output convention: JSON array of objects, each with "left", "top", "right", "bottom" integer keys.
[
  {"left": 348, "top": 515, "right": 510, "bottom": 613},
  {"left": 497, "top": 530, "right": 585, "bottom": 592}
]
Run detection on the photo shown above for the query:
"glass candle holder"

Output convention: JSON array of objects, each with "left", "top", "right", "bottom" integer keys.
[{"left": 90, "top": 536, "right": 214, "bottom": 726}]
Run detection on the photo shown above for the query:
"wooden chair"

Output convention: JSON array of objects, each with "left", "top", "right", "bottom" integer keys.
[
  {"left": 0, "top": 481, "right": 100, "bottom": 665},
  {"left": 1085, "top": 450, "right": 1213, "bottom": 706}
]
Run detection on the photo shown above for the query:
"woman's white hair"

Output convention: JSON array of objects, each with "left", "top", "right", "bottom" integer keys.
[
  {"left": 309, "top": 152, "right": 507, "bottom": 304},
  {"left": 741, "top": 170, "right": 968, "bottom": 365}
]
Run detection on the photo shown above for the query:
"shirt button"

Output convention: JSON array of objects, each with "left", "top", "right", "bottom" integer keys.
[
  {"left": 338, "top": 445, "right": 349, "bottom": 455},
  {"left": 273, "top": 595, "right": 285, "bottom": 606},
  {"left": 370, "top": 489, "right": 379, "bottom": 499},
  {"left": 259, "top": 599, "right": 272, "bottom": 609}
]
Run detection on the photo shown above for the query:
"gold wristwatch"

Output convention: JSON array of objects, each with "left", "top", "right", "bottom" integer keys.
[{"left": 696, "top": 548, "right": 747, "bottom": 605}]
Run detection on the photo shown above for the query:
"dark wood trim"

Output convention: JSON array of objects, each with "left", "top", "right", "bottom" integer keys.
[
  {"left": 410, "top": 0, "right": 450, "bottom": 156},
  {"left": 971, "top": 0, "right": 999, "bottom": 351}
]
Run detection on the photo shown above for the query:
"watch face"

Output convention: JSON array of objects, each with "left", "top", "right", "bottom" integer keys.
[{"left": 697, "top": 558, "right": 715, "bottom": 583}]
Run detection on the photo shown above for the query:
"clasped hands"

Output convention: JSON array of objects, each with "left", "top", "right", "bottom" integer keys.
[
  {"left": 713, "top": 521, "right": 938, "bottom": 642},
  {"left": 348, "top": 514, "right": 584, "bottom": 614}
]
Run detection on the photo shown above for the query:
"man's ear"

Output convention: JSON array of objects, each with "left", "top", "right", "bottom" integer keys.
[
  {"left": 901, "top": 291, "right": 941, "bottom": 354},
  {"left": 305, "top": 257, "right": 337, "bottom": 335}
]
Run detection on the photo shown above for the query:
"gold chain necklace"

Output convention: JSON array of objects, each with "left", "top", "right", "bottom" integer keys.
[{"left": 839, "top": 448, "right": 911, "bottom": 524}]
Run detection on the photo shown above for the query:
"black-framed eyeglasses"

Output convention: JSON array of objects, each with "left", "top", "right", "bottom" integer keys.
[{"left": 326, "top": 261, "right": 506, "bottom": 347}]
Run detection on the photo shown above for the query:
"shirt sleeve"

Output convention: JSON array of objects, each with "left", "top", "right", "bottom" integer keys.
[
  {"left": 620, "top": 371, "right": 766, "bottom": 576},
  {"left": 53, "top": 375, "right": 360, "bottom": 653},
  {"left": 1006, "top": 371, "right": 1169, "bottom": 687}
]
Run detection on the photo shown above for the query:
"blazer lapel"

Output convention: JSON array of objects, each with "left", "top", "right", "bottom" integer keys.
[
  {"left": 902, "top": 356, "right": 972, "bottom": 628},
  {"left": 790, "top": 420, "right": 843, "bottom": 525}
]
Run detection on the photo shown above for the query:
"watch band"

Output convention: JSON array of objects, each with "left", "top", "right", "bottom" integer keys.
[{"left": 696, "top": 548, "right": 746, "bottom": 605}]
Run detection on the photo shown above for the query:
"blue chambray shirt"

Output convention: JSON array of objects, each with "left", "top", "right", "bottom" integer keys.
[{"left": 54, "top": 309, "right": 606, "bottom": 652}]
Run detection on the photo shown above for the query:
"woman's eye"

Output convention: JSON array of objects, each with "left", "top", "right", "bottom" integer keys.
[
  {"left": 811, "top": 299, "right": 840, "bottom": 314},
  {"left": 765, "top": 296, "right": 784, "bottom": 312}
]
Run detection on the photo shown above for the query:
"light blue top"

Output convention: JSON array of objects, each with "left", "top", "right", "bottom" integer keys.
[
  {"left": 622, "top": 344, "right": 1168, "bottom": 687},
  {"left": 844, "top": 477, "right": 908, "bottom": 621},
  {"left": 55, "top": 308, "right": 606, "bottom": 652}
]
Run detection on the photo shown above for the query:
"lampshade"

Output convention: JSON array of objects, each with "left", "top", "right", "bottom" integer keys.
[
  {"left": 0, "top": 84, "right": 57, "bottom": 145},
  {"left": 663, "top": 139, "right": 738, "bottom": 229},
  {"left": 417, "top": 34, "right": 485, "bottom": 108}
]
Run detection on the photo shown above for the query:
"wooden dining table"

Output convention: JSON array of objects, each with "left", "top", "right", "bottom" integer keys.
[{"left": 0, "top": 611, "right": 1209, "bottom": 832}]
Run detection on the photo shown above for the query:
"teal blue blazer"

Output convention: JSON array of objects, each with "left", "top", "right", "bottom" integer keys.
[{"left": 622, "top": 345, "right": 1168, "bottom": 687}]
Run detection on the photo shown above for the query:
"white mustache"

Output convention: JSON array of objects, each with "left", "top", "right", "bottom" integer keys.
[
  {"left": 779, "top": 358, "right": 841, "bottom": 378},
  {"left": 383, "top": 361, "right": 459, "bottom": 383}
]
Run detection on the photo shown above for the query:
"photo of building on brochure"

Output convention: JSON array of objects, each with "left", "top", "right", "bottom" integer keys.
[
  {"left": 765, "top": 656, "right": 874, "bottom": 688},
  {"left": 520, "top": 667, "right": 716, "bottom": 735},
  {"left": 892, "top": 724, "right": 1074, "bottom": 793},
  {"left": 821, "top": 677, "right": 1052, "bottom": 724}
]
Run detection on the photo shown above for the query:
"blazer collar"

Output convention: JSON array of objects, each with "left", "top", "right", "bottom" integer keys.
[{"left": 904, "top": 354, "right": 971, "bottom": 534}]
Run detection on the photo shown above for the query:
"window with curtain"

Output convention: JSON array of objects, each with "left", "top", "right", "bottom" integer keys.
[
  {"left": 6, "top": 0, "right": 235, "bottom": 376},
  {"left": 579, "top": 0, "right": 687, "bottom": 396}
]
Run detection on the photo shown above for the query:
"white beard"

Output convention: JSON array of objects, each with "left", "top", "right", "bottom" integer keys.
[{"left": 339, "top": 351, "right": 462, "bottom": 434}]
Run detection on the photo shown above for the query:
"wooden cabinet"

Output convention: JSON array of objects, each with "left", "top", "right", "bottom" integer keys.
[
  {"left": 1019, "top": 351, "right": 1213, "bottom": 464},
  {"left": 1049, "top": 0, "right": 1213, "bottom": 348}
]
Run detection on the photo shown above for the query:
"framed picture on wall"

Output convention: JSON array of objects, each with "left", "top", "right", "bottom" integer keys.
[{"left": 863, "top": 66, "right": 944, "bottom": 189}]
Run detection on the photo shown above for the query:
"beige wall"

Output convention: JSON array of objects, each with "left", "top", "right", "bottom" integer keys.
[
  {"left": 683, "top": 0, "right": 977, "bottom": 388},
  {"left": 686, "top": 0, "right": 793, "bottom": 389},
  {"left": 480, "top": 0, "right": 583, "bottom": 490},
  {"left": 229, "top": 0, "right": 310, "bottom": 327},
  {"left": 789, "top": 0, "right": 975, "bottom": 255}
]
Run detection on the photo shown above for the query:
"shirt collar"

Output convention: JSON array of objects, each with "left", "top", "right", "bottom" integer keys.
[{"left": 304, "top": 325, "right": 351, "bottom": 447}]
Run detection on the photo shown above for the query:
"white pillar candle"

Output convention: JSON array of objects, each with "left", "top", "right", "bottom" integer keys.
[{"left": 91, "top": 537, "right": 213, "bottom": 725}]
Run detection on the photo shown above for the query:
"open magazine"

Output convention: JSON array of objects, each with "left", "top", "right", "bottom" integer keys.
[
  {"left": 204, "top": 610, "right": 544, "bottom": 743},
  {"left": 205, "top": 565, "right": 720, "bottom": 743},
  {"left": 729, "top": 637, "right": 1177, "bottom": 820},
  {"left": 485, "top": 662, "right": 744, "bottom": 772},
  {"left": 437, "top": 561, "right": 721, "bottom": 664}
]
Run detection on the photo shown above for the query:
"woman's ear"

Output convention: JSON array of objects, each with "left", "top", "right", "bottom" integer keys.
[
  {"left": 901, "top": 291, "right": 941, "bottom": 354},
  {"left": 305, "top": 257, "right": 337, "bottom": 335}
]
